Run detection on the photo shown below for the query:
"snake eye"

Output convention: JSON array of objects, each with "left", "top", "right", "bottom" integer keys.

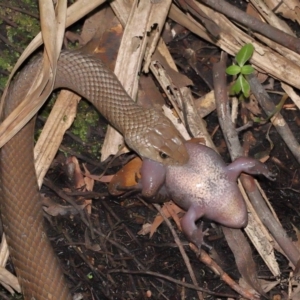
[{"left": 159, "top": 151, "right": 169, "bottom": 159}]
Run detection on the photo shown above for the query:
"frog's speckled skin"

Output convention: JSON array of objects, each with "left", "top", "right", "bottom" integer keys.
[
  {"left": 141, "top": 141, "right": 275, "bottom": 247},
  {"left": 166, "top": 142, "right": 247, "bottom": 223}
]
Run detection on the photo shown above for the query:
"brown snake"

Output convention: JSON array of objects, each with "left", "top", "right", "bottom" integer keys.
[{"left": 0, "top": 50, "right": 189, "bottom": 299}]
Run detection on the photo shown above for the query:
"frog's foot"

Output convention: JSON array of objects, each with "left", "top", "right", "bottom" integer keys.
[
  {"left": 189, "top": 222, "right": 211, "bottom": 250},
  {"left": 226, "top": 157, "right": 276, "bottom": 181},
  {"left": 263, "top": 170, "right": 277, "bottom": 181},
  {"left": 181, "top": 205, "right": 210, "bottom": 249},
  {"left": 244, "top": 159, "right": 276, "bottom": 181}
]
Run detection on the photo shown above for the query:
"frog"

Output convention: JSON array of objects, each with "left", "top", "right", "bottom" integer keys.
[{"left": 140, "top": 140, "right": 276, "bottom": 248}]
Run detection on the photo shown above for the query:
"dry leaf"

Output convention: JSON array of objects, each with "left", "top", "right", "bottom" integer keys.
[
  {"left": 65, "top": 157, "right": 94, "bottom": 214},
  {"left": 66, "top": 156, "right": 85, "bottom": 189},
  {"left": 137, "top": 223, "right": 152, "bottom": 236},
  {"left": 42, "top": 196, "right": 86, "bottom": 216},
  {"left": 108, "top": 157, "right": 142, "bottom": 196},
  {"left": 150, "top": 201, "right": 185, "bottom": 238}
]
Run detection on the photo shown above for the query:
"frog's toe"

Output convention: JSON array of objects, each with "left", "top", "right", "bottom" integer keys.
[
  {"left": 266, "top": 171, "right": 277, "bottom": 181},
  {"left": 254, "top": 163, "right": 277, "bottom": 182},
  {"left": 189, "top": 222, "right": 211, "bottom": 250}
]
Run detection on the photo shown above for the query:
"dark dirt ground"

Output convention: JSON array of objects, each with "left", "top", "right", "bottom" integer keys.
[{"left": 1, "top": 0, "right": 300, "bottom": 299}]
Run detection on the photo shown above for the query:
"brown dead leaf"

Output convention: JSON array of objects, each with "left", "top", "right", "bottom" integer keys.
[
  {"left": 108, "top": 157, "right": 142, "bottom": 196},
  {"left": 66, "top": 156, "right": 85, "bottom": 189},
  {"left": 65, "top": 157, "right": 94, "bottom": 214},
  {"left": 84, "top": 229, "right": 101, "bottom": 252},
  {"left": 137, "top": 223, "right": 152, "bottom": 236},
  {"left": 0, "top": 266, "right": 21, "bottom": 294},
  {"left": 84, "top": 174, "right": 114, "bottom": 183},
  {"left": 243, "top": 95, "right": 262, "bottom": 116},
  {"left": 152, "top": 50, "right": 193, "bottom": 89},
  {"left": 292, "top": 224, "right": 300, "bottom": 269},
  {"left": 0, "top": 0, "right": 67, "bottom": 149},
  {"left": 82, "top": 164, "right": 94, "bottom": 191},
  {"left": 42, "top": 196, "right": 86, "bottom": 216},
  {"left": 246, "top": 2, "right": 264, "bottom": 21},
  {"left": 222, "top": 227, "right": 265, "bottom": 296},
  {"left": 150, "top": 201, "right": 185, "bottom": 238},
  {"left": 255, "top": 278, "right": 280, "bottom": 294},
  {"left": 264, "top": 0, "right": 300, "bottom": 24}
]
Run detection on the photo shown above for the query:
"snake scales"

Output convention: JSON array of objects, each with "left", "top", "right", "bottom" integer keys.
[{"left": 0, "top": 50, "right": 188, "bottom": 299}]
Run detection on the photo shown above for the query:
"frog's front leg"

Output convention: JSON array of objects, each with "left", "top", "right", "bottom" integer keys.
[
  {"left": 140, "top": 158, "right": 168, "bottom": 202},
  {"left": 225, "top": 157, "right": 276, "bottom": 182},
  {"left": 181, "top": 203, "right": 210, "bottom": 249}
]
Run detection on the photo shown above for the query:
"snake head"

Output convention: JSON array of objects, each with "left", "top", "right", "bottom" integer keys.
[
  {"left": 125, "top": 112, "right": 189, "bottom": 166},
  {"left": 144, "top": 124, "right": 189, "bottom": 165}
]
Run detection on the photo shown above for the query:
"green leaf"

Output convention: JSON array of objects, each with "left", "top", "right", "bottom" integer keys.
[
  {"left": 241, "top": 65, "right": 254, "bottom": 75},
  {"left": 235, "top": 43, "right": 254, "bottom": 67},
  {"left": 240, "top": 75, "right": 250, "bottom": 97},
  {"left": 230, "top": 77, "right": 242, "bottom": 95},
  {"left": 226, "top": 65, "right": 241, "bottom": 75},
  {"left": 238, "top": 94, "right": 245, "bottom": 101},
  {"left": 252, "top": 116, "right": 262, "bottom": 123}
]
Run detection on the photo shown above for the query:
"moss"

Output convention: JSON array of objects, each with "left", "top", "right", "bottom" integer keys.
[
  {"left": 0, "top": 0, "right": 39, "bottom": 90},
  {"left": 0, "top": 0, "right": 104, "bottom": 160},
  {"left": 71, "top": 100, "right": 100, "bottom": 142}
]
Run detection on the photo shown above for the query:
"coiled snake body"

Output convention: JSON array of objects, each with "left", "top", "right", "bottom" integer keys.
[{"left": 0, "top": 51, "right": 188, "bottom": 299}]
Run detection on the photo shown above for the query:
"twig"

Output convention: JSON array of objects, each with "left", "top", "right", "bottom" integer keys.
[
  {"left": 106, "top": 212, "right": 138, "bottom": 296},
  {"left": 212, "top": 52, "right": 300, "bottom": 268},
  {"left": 102, "top": 200, "right": 142, "bottom": 247},
  {"left": 43, "top": 178, "right": 147, "bottom": 270},
  {"left": 247, "top": 74, "right": 300, "bottom": 165},
  {"left": 190, "top": 244, "right": 260, "bottom": 300},
  {"left": 0, "top": 33, "right": 23, "bottom": 53},
  {"left": 59, "top": 144, "right": 106, "bottom": 168},
  {"left": 108, "top": 268, "right": 237, "bottom": 297},
  {"left": 0, "top": 14, "right": 18, "bottom": 28},
  {"left": 0, "top": 3, "right": 39, "bottom": 19},
  {"left": 199, "top": 0, "right": 300, "bottom": 53},
  {"left": 62, "top": 229, "right": 112, "bottom": 297},
  {"left": 153, "top": 203, "right": 203, "bottom": 300}
]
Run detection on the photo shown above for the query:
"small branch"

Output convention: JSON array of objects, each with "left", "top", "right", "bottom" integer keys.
[
  {"left": 43, "top": 178, "right": 147, "bottom": 270},
  {"left": 200, "top": 0, "right": 300, "bottom": 53},
  {"left": 212, "top": 51, "right": 242, "bottom": 159},
  {"left": 247, "top": 73, "right": 300, "bottom": 165},
  {"left": 153, "top": 203, "right": 203, "bottom": 299},
  {"left": 108, "top": 268, "right": 237, "bottom": 297},
  {"left": 190, "top": 243, "right": 260, "bottom": 300},
  {"left": 0, "top": 33, "right": 23, "bottom": 53},
  {"left": 0, "top": 3, "right": 39, "bottom": 19},
  {"left": 212, "top": 52, "right": 300, "bottom": 268},
  {"left": 0, "top": 14, "right": 18, "bottom": 28}
]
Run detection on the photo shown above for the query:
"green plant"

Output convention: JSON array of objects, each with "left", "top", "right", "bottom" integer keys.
[
  {"left": 0, "top": 0, "right": 40, "bottom": 91},
  {"left": 226, "top": 43, "right": 255, "bottom": 98}
]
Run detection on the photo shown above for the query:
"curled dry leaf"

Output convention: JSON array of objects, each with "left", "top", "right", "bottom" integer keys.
[
  {"left": 137, "top": 223, "right": 152, "bottom": 236},
  {"left": 108, "top": 157, "right": 142, "bottom": 196},
  {"left": 84, "top": 229, "right": 101, "bottom": 252},
  {"left": 42, "top": 196, "right": 87, "bottom": 217},
  {"left": 150, "top": 201, "right": 185, "bottom": 238},
  {"left": 0, "top": 266, "right": 21, "bottom": 294},
  {"left": 243, "top": 95, "right": 262, "bottom": 116},
  {"left": 82, "top": 164, "right": 95, "bottom": 191},
  {"left": 66, "top": 156, "right": 94, "bottom": 214},
  {"left": 66, "top": 156, "right": 86, "bottom": 188}
]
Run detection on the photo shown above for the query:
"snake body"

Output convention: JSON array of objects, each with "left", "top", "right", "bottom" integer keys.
[{"left": 0, "top": 51, "right": 188, "bottom": 299}]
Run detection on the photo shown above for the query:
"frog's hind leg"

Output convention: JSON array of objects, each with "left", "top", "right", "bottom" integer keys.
[
  {"left": 226, "top": 157, "right": 276, "bottom": 181},
  {"left": 181, "top": 203, "right": 209, "bottom": 249}
]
